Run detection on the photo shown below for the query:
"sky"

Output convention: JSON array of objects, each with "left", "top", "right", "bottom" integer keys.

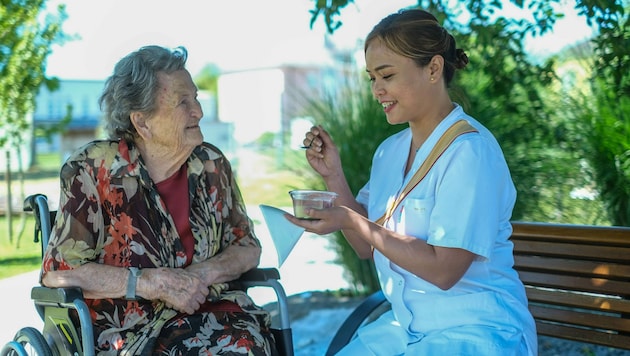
[
  {"left": 44, "top": 0, "right": 596, "bottom": 81},
  {"left": 44, "top": 0, "right": 416, "bottom": 79}
]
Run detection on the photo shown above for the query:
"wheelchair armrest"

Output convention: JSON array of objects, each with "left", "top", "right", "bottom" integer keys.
[
  {"left": 31, "top": 286, "right": 84, "bottom": 304},
  {"left": 31, "top": 268, "right": 280, "bottom": 303},
  {"left": 238, "top": 267, "right": 281, "bottom": 282},
  {"left": 236, "top": 267, "right": 293, "bottom": 353},
  {"left": 325, "top": 290, "right": 388, "bottom": 356},
  {"left": 31, "top": 286, "right": 95, "bottom": 355}
]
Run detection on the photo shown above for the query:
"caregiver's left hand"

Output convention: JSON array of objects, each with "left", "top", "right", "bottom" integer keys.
[{"left": 284, "top": 206, "right": 349, "bottom": 235}]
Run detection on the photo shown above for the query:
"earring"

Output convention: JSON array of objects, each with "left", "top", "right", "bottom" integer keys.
[{"left": 430, "top": 77, "right": 434, "bottom": 81}]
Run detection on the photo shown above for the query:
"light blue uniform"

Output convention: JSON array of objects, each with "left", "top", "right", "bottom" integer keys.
[{"left": 340, "top": 105, "right": 537, "bottom": 355}]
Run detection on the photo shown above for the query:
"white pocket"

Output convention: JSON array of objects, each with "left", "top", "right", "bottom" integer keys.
[{"left": 400, "top": 197, "right": 434, "bottom": 238}]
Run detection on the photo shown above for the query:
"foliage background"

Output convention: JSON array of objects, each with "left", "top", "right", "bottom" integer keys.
[
  {"left": 298, "top": 0, "right": 629, "bottom": 293},
  {"left": 1, "top": 0, "right": 627, "bottom": 294}
]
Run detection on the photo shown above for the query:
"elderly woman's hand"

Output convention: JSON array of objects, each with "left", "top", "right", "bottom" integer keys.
[{"left": 141, "top": 267, "right": 210, "bottom": 314}]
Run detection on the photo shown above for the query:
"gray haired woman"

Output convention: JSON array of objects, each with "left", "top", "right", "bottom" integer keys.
[{"left": 41, "top": 45, "right": 278, "bottom": 355}]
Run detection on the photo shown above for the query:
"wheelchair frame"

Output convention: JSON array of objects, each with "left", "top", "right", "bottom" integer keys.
[{"left": 1, "top": 194, "right": 295, "bottom": 356}]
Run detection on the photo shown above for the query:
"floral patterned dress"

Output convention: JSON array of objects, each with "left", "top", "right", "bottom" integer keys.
[{"left": 41, "top": 140, "right": 276, "bottom": 355}]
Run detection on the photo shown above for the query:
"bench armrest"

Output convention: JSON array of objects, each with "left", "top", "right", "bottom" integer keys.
[{"left": 326, "top": 290, "right": 388, "bottom": 355}]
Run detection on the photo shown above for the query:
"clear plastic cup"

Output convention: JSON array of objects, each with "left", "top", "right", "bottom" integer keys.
[{"left": 289, "top": 190, "right": 338, "bottom": 220}]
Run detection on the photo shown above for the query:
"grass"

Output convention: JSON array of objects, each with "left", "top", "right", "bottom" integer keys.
[
  {"left": 0, "top": 147, "right": 309, "bottom": 280},
  {"left": 0, "top": 215, "right": 42, "bottom": 279},
  {"left": 237, "top": 165, "right": 306, "bottom": 208},
  {"left": 1, "top": 153, "right": 61, "bottom": 279}
]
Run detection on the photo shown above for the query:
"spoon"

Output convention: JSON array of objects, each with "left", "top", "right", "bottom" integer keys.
[{"left": 301, "top": 136, "right": 316, "bottom": 149}]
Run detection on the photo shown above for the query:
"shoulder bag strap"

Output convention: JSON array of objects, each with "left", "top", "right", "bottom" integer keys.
[{"left": 374, "top": 120, "right": 478, "bottom": 226}]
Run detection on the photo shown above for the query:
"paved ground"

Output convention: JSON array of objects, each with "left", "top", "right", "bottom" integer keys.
[{"left": 0, "top": 270, "right": 43, "bottom": 346}]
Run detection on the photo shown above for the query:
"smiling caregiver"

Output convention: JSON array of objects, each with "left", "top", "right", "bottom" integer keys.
[{"left": 286, "top": 9, "right": 537, "bottom": 355}]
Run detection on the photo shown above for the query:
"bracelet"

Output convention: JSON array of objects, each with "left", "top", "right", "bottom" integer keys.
[{"left": 125, "top": 267, "right": 143, "bottom": 300}]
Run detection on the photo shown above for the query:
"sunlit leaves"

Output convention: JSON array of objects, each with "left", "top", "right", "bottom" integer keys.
[
  {"left": 0, "top": 0, "right": 67, "bottom": 149},
  {"left": 309, "top": 0, "right": 354, "bottom": 34}
]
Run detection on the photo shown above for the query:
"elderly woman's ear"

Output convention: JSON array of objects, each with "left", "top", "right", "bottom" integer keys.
[{"left": 130, "top": 111, "right": 151, "bottom": 140}]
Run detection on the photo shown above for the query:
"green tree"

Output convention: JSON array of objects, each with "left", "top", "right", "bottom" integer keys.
[
  {"left": 558, "top": 1, "right": 630, "bottom": 226},
  {"left": 309, "top": 0, "right": 629, "bottom": 225},
  {"left": 304, "top": 0, "right": 630, "bottom": 292},
  {"left": 194, "top": 63, "right": 221, "bottom": 94},
  {"left": 0, "top": 0, "right": 67, "bottom": 243},
  {"left": 578, "top": 0, "right": 629, "bottom": 226}
]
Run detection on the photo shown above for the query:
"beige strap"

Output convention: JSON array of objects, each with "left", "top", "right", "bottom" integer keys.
[{"left": 375, "top": 120, "right": 478, "bottom": 226}]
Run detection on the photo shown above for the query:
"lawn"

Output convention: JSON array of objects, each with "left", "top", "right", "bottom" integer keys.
[
  {"left": 0, "top": 215, "right": 42, "bottom": 279},
  {"left": 1, "top": 153, "right": 61, "bottom": 279},
  {"left": 233, "top": 146, "right": 312, "bottom": 208}
]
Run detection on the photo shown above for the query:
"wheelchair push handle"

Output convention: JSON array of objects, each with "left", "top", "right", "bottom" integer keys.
[{"left": 23, "top": 193, "right": 52, "bottom": 255}]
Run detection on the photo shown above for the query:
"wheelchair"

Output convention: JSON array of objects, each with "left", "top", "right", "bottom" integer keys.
[{"left": 0, "top": 194, "right": 296, "bottom": 356}]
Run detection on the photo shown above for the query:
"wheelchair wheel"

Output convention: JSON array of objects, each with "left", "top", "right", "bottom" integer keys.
[{"left": 0, "top": 327, "right": 53, "bottom": 356}]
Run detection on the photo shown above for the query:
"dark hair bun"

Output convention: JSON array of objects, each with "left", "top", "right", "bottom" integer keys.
[{"left": 455, "top": 49, "right": 469, "bottom": 69}]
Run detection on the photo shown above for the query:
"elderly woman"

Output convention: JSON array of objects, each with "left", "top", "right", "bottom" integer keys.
[{"left": 40, "top": 45, "right": 277, "bottom": 355}]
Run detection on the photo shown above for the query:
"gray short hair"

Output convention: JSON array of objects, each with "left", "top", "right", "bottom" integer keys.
[{"left": 99, "top": 45, "right": 188, "bottom": 142}]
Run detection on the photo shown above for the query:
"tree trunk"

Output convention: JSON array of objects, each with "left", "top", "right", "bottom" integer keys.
[
  {"left": 16, "top": 145, "right": 26, "bottom": 248},
  {"left": 5, "top": 150, "right": 13, "bottom": 244}
]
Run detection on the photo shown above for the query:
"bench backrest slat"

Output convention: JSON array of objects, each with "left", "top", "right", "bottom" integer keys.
[
  {"left": 530, "top": 304, "right": 630, "bottom": 334},
  {"left": 514, "top": 255, "right": 630, "bottom": 281},
  {"left": 512, "top": 222, "right": 630, "bottom": 243},
  {"left": 517, "top": 270, "right": 630, "bottom": 297},
  {"left": 513, "top": 240, "right": 630, "bottom": 263},
  {"left": 535, "top": 321, "right": 630, "bottom": 349},
  {"left": 525, "top": 286, "right": 630, "bottom": 314}
]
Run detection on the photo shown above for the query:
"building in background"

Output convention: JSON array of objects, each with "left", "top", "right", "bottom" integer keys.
[
  {"left": 33, "top": 79, "right": 103, "bottom": 161},
  {"left": 28, "top": 80, "right": 230, "bottom": 166},
  {"left": 217, "top": 64, "right": 344, "bottom": 145},
  {"left": 10, "top": 58, "right": 346, "bottom": 172}
]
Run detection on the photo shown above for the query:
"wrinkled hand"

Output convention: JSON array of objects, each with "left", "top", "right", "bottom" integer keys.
[
  {"left": 146, "top": 268, "right": 210, "bottom": 314},
  {"left": 303, "top": 126, "right": 343, "bottom": 179},
  {"left": 284, "top": 206, "right": 349, "bottom": 235}
]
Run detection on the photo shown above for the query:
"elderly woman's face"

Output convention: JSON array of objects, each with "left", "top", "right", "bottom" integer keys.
[{"left": 146, "top": 69, "right": 203, "bottom": 153}]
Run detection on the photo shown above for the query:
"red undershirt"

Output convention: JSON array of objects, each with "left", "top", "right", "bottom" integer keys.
[
  {"left": 155, "top": 164, "right": 242, "bottom": 313},
  {"left": 156, "top": 165, "right": 194, "bottom": 266}
]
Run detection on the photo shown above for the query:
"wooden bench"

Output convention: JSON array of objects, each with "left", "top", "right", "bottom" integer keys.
[
  {"left": 326, "top": 221, "right": 630, "bottom": 354},
  {"left": 511, "top": 221, "right": 630, "bottom": 350}
]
